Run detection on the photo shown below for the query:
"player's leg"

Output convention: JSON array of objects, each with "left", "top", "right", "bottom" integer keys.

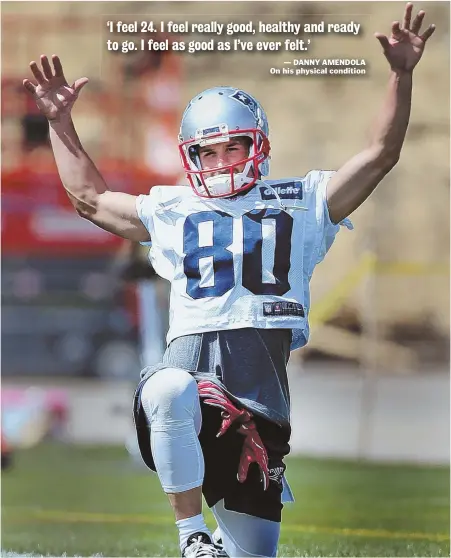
[
  {"left": 196, "top": 373, "right": 292, "bottom": 558},
  {"left": 140, "top": 367, "right": 216, "bottom": 554},
  {"left": 211, "top": 499, "right": 280, "bottom": 557},
  {"left": 138, "top": 328, "right": 291, "bottom": 555}
]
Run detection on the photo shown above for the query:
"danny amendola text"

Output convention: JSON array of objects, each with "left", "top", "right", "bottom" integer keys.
[{"left": 292, "top": 59, "right": 366, "bottom": 66}]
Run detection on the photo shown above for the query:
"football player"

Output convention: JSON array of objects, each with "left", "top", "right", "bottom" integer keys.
[{"left": 23, "top": 4, "right": 434, "bottom": 556}]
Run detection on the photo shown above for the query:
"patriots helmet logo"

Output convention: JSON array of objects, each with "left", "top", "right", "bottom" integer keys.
[{"left": 230, "top": 90, "right": 259, "bottom": 120}]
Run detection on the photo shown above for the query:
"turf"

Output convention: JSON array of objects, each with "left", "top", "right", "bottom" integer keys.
[{"left": 1, "top": 443, "right": 449, "bottom": 557}]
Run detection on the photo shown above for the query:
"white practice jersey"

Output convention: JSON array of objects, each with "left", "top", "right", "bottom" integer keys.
[{"left": 136, "top": 171, "right": 352, "bottom": 350}]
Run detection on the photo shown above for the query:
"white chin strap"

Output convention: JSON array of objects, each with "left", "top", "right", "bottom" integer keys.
[
  {"left": 204, "top": 172, "right": 249, "bottom": 197},
  {"left": 203, "top": 157, "right": 254, "bottom": 197}
]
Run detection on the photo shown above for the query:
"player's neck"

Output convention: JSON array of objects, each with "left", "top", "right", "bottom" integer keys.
[{"left": 228, "top": 180, "right": 261, "bottom": 200}]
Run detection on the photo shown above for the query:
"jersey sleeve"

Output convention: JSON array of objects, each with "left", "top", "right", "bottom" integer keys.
[
  {"left": 309, "top": 170, "right": 353, "bottom": 264},
  {"left": 135, "top": 187, "right": 162, "bottom": 247}
]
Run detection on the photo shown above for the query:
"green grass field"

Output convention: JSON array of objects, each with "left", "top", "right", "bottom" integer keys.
[{"left": 1, "top": 443, "right": 449, "bottom": 557}]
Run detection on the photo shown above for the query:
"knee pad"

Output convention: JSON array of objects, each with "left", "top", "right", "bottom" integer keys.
[
  {"left": 140, "top": 368, "right": 204, "bottom": 492},
  {"left": 141, "top": 367, "right": 201, "bottom": 431}
]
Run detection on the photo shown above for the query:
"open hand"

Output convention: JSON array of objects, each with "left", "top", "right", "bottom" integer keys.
[
  {"left": 375, "top": 3, "right": 435, "bottom": 72},
  {"left": 23, "top": 55, "right": 88, "bottom": 121}
]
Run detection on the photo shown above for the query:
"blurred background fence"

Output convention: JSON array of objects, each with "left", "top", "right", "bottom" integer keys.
[{"left": 1, "top": 1, "right": 449, "bottom": 465}]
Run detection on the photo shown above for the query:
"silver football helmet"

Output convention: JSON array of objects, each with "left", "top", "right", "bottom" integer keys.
[{"left": 178, "top": 86, "right": 271, "bottom": 198}]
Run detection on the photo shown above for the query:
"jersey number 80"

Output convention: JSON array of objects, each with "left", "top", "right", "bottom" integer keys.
[{"left": 183, "top": 209, "right": 293, "bottom": 299}]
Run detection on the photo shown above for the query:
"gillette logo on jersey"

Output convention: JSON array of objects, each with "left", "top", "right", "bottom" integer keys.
[{"left": 260, "top": 182, "right": 303, "bottom": 201}]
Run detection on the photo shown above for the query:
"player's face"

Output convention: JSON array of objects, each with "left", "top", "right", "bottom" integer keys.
[{"left": 198, "top": 138, "right": 250, "bottom": 176}]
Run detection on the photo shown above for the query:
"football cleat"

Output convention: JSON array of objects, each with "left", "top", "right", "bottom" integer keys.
[{"left": 182, "top": 532, "right": 219, "bottom": 558}]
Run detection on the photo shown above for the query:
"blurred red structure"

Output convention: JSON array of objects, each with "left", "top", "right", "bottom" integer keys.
[
  {"left": 2, "top": 17, "right": 183, "bottom": 256},
  {"left": 2, "top": 160, "right": 176, "bottom": 256}
]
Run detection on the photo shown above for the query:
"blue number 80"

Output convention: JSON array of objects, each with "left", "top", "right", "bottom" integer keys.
[{"left": 183, "top": 209, "right": 293, "bottom": 299}]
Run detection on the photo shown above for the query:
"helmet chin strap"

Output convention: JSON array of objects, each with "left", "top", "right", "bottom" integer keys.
[
  {"left": 202, "top": 154, "right": 256, "bottom": 197},
  {"left": 204, "top": 172, "right": 249, "bottom": 197}
]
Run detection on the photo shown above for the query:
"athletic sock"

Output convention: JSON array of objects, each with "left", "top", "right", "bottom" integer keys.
[{"left": 176, "top": 513, "right": 212, "bottom": 551}]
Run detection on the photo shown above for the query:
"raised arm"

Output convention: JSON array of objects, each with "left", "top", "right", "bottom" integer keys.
[
  {"left": 326, "top": 3, "right": 435, "bottom": 224},
  {"left": 23, "top": 55, "right": 150, "bottom": 242}
]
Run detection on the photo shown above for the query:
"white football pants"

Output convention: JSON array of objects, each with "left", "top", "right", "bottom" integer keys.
[{"left": 140, "top": 367, "right": 280, "bottom": 557}]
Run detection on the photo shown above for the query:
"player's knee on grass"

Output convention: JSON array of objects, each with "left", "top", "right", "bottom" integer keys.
[{"left": 212, "top": 499, "right": 280, "bottom": 557}]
